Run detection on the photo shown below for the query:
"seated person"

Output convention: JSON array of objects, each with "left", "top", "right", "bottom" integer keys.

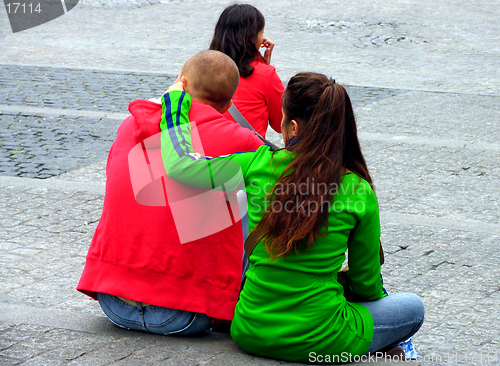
[
  {"left": 210, "top": 4, "right": 284, "bottom": 138},
  {"left": 159, "top": 72, "right": 425, "bottom": 361},
  {"left": 77, "top": 50, "right": 263, "bottom": 335}
]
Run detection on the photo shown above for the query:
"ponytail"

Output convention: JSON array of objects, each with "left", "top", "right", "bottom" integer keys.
[{"left": 254, "top": 72, "right": 372, "bottom": 259}]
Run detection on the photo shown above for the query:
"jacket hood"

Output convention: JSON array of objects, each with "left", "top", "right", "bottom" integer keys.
[{"left": 128, "top": 99, "right": 163, "bottom": 146}]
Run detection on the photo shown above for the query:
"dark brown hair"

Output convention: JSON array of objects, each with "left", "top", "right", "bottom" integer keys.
[
  {"left": 209, "top": 4, "right": 266, "bottom": 78},
  {"left": 255, "top": 72, "right": 373, "bottom": 259}
]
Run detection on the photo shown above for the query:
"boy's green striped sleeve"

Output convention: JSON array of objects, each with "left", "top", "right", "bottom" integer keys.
[
  {"left": 160, "top": 90, "right": 193, "bottom": 159},
  {"left": 160, "top": 90, "right": 245, "bottom": 192}
]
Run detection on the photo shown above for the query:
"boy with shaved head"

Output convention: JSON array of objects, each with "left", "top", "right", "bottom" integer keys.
[
  {"left": 77, "top": 50, "right": 263, "bottom": 335},
  {"left": 178, "top": 50, "right": 240, "bottom": 111}
]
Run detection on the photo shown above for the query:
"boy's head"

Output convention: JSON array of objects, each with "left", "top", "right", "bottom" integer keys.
[{"left": 177, "top": 50, "right": 240, "bottom": 112}]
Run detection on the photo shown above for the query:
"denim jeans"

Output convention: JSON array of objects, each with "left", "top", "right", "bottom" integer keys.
[
  {"left": 358, "top": 293, "right": 425, "bottom": 353},
  {"left": 97, "top": 293, "right": 213, "bottom": 335}
]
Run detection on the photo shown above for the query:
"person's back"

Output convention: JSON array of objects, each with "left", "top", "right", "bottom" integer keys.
[
  {"left": 230, "top": 167, "right": 382, "bottom": 360},
  {"left": 210, "top": 4, "right": 284, "bottom": 137},
  {"left": 227, "top": 59, "right": 283, "bottom": 137},
  {"left": 160, "top": 71, "right": 425, "bottom": 361},
  {"left": 77, "top": 50, "right": 263, "bottom": 335}
]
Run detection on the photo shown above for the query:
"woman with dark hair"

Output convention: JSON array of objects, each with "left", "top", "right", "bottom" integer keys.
[
  {"left": 160, "top": 72, "right": 425, "bottom": 363},
  {"left": 209, "top": 4, "right": 284, "bottom": 137}
]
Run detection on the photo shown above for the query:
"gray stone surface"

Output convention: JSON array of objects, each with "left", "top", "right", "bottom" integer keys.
[
  {"left": 0, "top": 65, "right": 176, "bottom": 113},
  {"left": 0, "top": 64, "right": 418, "bottom": 179},
  {"left": 1, "top": 0, "right": 500, "bottom": 365},
  {"left": 1, "top": 0, "right": 499, "bottom": 94},
  {"left": 0, "top": 112, "right": 121, "bottom": 178}
]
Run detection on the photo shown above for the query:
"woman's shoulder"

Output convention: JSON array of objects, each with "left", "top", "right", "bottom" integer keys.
[
  {"left": 339, "top": 173, "right": 375, "bottom": 197},
  {"left": 243, "top": 144, "right": 275, "bottom": 162},
  {"left": 334, "top": 173, "right": 378, "bottom": 217},
  {"left": 255, "top": 145, "right": 289, "bottom": 159},
  {"left": 249, "top": 58, "right": 278, "bottom": 76},
  {"left": 244, "top": 146, "right": 294, "bottom": 171}
]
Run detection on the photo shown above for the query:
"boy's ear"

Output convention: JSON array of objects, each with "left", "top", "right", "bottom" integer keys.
[
  {"left": 180, "top": 76, "right": 188, "bottom": 92},
  {"left": 219, "top": 99, "right": 233, "bottom": 114}
]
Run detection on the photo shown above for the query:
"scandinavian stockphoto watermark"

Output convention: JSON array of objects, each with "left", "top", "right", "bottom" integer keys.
[
  {"left": 128, "top": 124, "right": 372, "bottom": 244},
  {"left": 247, "top": 178, "right": 373, "bottom": 215},
  {"left": 128, "top": 127, "right": 246, "bottom": 244},
  {"left": 3, "top": 0, "right": 79, "bottom": 33}
]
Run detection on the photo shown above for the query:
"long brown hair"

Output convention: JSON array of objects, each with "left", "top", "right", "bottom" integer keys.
[{"left": 255, "top": 72, "right": 373, "bottom": 259}]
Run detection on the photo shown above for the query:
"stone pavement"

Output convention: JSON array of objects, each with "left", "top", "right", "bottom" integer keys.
[{"left": 1, "top": 0, "right": 500, "bottom": 365}]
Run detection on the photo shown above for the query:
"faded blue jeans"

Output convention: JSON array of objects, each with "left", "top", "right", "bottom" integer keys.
[
  {"left": 358, "top": 292, "right": 425, "bottom": 353},
  {"left": 97, "top": 293, "right": 213, "bottom": 335}
]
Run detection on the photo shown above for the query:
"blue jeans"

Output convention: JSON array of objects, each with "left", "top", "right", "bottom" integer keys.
[
  {"left": 97, "top": 293, "right": 213, "bottom": 335},
  {"left": 358, "top": 293, "right": 425, "bottom": 353}
]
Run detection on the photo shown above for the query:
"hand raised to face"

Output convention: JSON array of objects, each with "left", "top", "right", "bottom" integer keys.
[{"left": 261, "top": 37, "right": 275, "bottom": 65}]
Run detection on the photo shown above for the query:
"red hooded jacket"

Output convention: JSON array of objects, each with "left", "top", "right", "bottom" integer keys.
[{"left": 77, "top": 99, "right": 262, "bottom": 320}]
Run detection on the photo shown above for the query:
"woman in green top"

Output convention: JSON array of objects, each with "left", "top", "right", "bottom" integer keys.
[{"left": 160, "top": 72, "right": 424, "bottom": 364}]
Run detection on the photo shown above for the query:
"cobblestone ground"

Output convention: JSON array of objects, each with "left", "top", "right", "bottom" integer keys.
[
  {"left": 1, "top": 0, "right": 500, "bottom": 365},
  {"left": 0, "top": 65, "right": 404, "bottom": 178},
  {"left": 0, "top": 65, "right": 176, "bottom": 178}
]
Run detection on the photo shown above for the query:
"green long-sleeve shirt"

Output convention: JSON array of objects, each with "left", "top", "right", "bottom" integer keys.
[{"left": 161, "top": 91, "right": 386, "bottom": 363}]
